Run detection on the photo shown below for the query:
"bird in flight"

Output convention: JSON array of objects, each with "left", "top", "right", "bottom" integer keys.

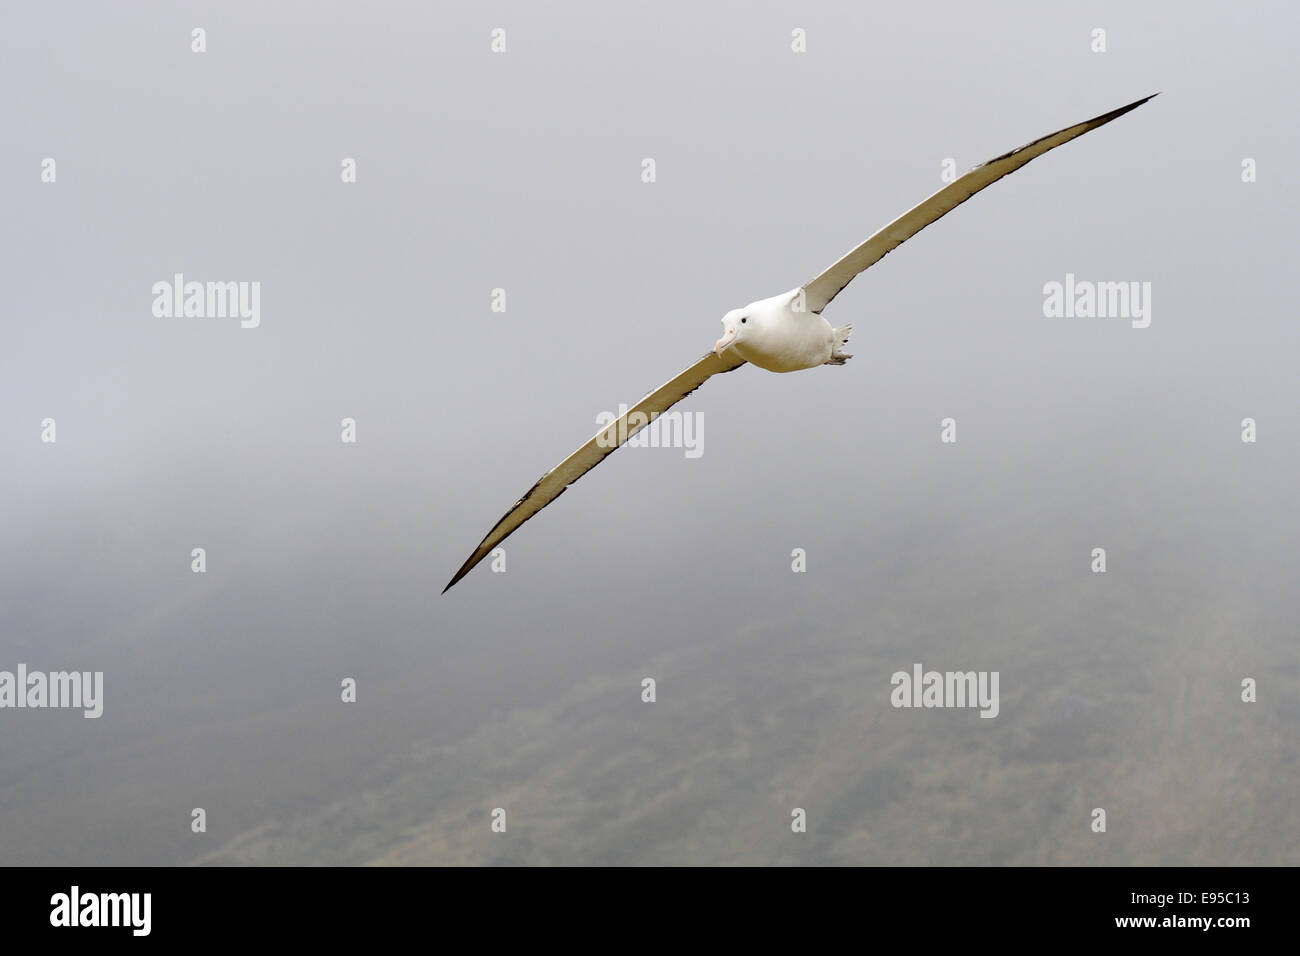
[{"left": 444, "top": 94, "right": 1156, "bottom": 592}]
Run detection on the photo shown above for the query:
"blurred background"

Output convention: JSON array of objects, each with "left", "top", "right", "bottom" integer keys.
[{"left": 2, "top": 0, "right": 1296, "bottom": 864}]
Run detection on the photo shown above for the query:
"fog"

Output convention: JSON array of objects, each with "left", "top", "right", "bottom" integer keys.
[{"left": 2, "top": 0, "right": 1296, "bottom": 864}]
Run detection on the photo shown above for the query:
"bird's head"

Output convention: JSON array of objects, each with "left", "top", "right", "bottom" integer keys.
[{"left": 715, "top": 309, "right": 751, "bottom": 356}]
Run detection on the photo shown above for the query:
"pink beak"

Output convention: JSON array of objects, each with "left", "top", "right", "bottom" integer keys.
[{"left": 715, "top": 329, "right": 737, "bottom": 356}]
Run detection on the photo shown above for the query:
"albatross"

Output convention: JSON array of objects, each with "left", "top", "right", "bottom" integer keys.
[{"left": 444, "top": 94, "right": 1156, "bottom": 592}]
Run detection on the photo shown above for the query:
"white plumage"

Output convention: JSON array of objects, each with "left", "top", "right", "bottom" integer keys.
[{"left": 444, "top": 94, "right": 1156, "bottom": 592}]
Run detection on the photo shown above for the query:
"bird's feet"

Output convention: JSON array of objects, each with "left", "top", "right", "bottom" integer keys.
[{"left": 827, "top": 323, "right": 853, "bottom": 365}]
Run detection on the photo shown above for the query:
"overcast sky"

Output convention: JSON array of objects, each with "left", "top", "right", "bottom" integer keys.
[{"left": 2, "top": 1, "right": 1296, "bottom": 865}]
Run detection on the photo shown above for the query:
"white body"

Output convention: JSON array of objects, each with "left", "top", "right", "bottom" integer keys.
[{"left": 716, "top": 288, "right": 850, "bottom": 372}]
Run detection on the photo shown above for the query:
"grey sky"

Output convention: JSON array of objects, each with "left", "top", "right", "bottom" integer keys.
[{"left": 2, "top": 1, "right": 1296, "bottom": 864}]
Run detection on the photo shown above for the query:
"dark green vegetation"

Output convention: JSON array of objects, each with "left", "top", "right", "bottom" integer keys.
[{"left": 4, "top": 403, "right": 1295, "bottom": 866}]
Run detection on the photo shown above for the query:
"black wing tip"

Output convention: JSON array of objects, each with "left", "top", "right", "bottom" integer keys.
[
  {"left": 442, "top": 561, "right": 474, "bottom": 594},
  {"left": 1112, "top": 92, "right": 1160, "bottom": 115},
  {"left": 1085, "top": 92, "right": 1160, "bottom": 129},
  {"left": 979, "top": 92, "right": 1159, "bottom": 169}
]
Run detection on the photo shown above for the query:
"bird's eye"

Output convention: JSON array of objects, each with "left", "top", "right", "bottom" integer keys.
[{"left": 740, "top": 317, "right": 747, "bottom": 324}]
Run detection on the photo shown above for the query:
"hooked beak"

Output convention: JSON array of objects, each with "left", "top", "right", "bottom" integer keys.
[{"left": 715, "top": 328, "right": 737, "bottom": 356}]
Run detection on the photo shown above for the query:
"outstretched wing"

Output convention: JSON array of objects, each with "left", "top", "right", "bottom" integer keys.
[
  {"left": 800, "top": 94, "right": 1157, "bottom": 314},
  {"left": 443, "top": 350, "right": 747, "bottom": 592}
]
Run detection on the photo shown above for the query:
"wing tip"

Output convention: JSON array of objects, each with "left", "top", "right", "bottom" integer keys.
[
  {"left": 977, "top": 92, "right": 1158, "bottom": 170},
  {"left": 1086, "top": 92, "right": 1160, "bottom": 129},
  {"left": 1112, "top": 92, "right": 1160, "bottom": 116},
  {"left": 442, "top": 559, "right": 476, "bottom": 594}
]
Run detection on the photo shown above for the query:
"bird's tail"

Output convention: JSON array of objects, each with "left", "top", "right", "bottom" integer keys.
[{"left": 827, "top": 324, "right": 853, "bottom": 365}]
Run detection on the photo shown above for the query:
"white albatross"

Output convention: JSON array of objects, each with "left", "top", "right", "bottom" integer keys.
[{"left": 444, "top": 94, "right": 1156, "bottom": 592}]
